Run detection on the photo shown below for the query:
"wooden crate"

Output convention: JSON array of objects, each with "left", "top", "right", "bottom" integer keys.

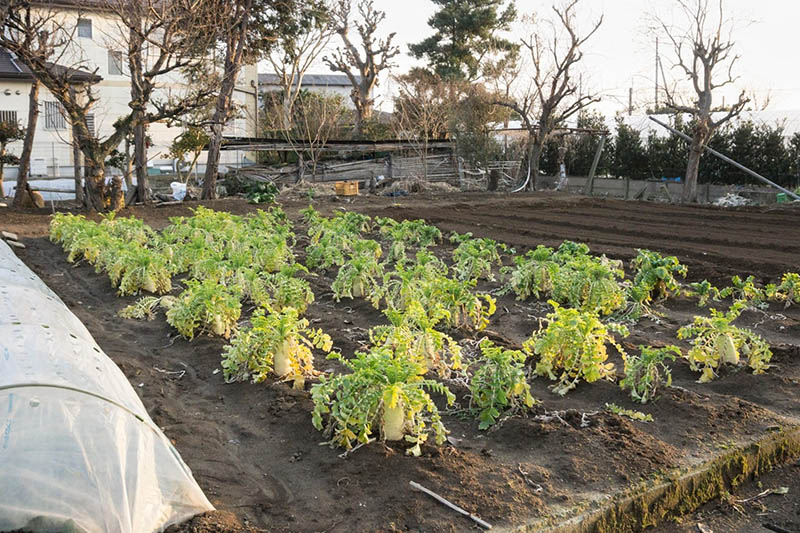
[{"left": 334, "top": 181, "right": 359, "bottom": 196}]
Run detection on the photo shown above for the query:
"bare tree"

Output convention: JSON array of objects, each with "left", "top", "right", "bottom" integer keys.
[
  {"left": 202, "top": 0, "right": 257, "bottom": 199},
  {"left": 261, "top": 88, "right": 344, "bottom": 179},
  {"left": 1, "top": 3, "right": 136, "bottom": 210},
  {"left": 295, "top": 92, "right": 345, "bottom": 178},
  {"left": 107, "top": 0, "right": 218, "bottom": 204},
  {"left": 15, "top": 80, "right": 40, "bottom": 207},
  {"left": 265, "top": 6, "right": 334, "bottom": 132},
  {"left": 483, "top": 49, "right": 520, "bottom": 153},
  {"left": 323, "top": 0, "right": 399, "bottom": 137},
  {"left": 168, "top": 126, "right": 209, "bottom": 184},
  {"left": 202, "top": 0, "right": 319, "bottom": 199},
  {"left": 391, "top": 70, "right": 451, "bottom": 180},
  {"left": 3, "top": 1, "right": 219, "bottom": 209},
  {"left": 494, "top": 0, "right": 601, "bottom": 191},
  {"left": 657, "top": 0, "right": 749, "bottom": 203}
]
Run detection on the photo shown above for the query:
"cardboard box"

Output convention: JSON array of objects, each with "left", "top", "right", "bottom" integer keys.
[{"left": 335, "top": 181, "right": 359, "bottom": 196}]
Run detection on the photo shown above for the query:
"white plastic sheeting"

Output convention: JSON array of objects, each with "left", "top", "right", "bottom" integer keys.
[{"left": 0, "top": 240, "right": 213, "bottom": 532}]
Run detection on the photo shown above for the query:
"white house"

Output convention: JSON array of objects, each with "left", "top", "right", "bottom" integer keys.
[
  {"left": 257, "top": 73, "right": 364, "bottom": 111},
  {"left": 0, "top": 1, "right": 258, "bottom": 192}
]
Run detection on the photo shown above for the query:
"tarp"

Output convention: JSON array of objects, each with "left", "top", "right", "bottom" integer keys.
[{"left": 0, "top": 239, "right": 213, "bottom": 532}]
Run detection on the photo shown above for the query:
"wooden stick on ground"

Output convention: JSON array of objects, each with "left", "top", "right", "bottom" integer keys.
[{"left": 409, "top": 481, "right": 492, "bottom": 530}]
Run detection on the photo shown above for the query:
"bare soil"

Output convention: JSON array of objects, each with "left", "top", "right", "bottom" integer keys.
[{"left": 2, "top": 192, "right": 799, "bottom": 532}]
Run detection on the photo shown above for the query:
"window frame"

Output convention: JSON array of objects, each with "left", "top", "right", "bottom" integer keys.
[
  {"left": 0, "top": 110, "right": 18, "bottom": 125},
  {"left": 76, "top": 18, "right": 92, "bottom": 39},
  {"left": 108, "top": 50, "right": 124, "bottom": 76},
  {"left": 44, "top": 101, "right": 66, "bottom": 130}
]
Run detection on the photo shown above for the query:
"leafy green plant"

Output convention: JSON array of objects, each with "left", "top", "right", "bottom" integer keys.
[
  {"left": 620, "top": 345, "right": 680, "bottom": 403},
  {"left": 379, "top": 252, "right": 495, "bottom": 331},
  {"left": 99, "top": 212, "right": 155, "bottom": 244},
  {"left": 686, "top": 280, "right": 721, "bottom": 307},
  {"left": 431, "top": 276, "right": 496, "bottom": 331},
  {"left": 105, "top": 245, "right": 173, "bottom": 295},
  {"left": 311, "top": 347, "right": 455, "bottom": 455},
  {"left": 630, "top": 249, "right": 687, "bottom": 302},
  {"left": 377, "top": 217, "right": 441, "bottom": 261},
  {"left": 450, "top": 232, "right": 510, "bottom": 281},
  {"left": 244, "top": 181, "right": 279, "bottom": 204},
  {"left": 552, "top": 256, "right": 626, "bottom": 315},
  {"left": 605, "top": 403, "right": 653, "bottom": 422},
  {"left": 264, "top": 266, "right": 315, "bottom": 313},
  {"left": 379, "top": 251, "right": 450, "bottom": 308},
  {"left": 469, "top": 340, "right": 536, "bottom": 429},
  {"left": 524, "top": 302, "right": 628, "bottom": 395},
  {"left": 772, "top": 272, "right": 800, "bottom": 308},
  {"left": 304, "top": 211, "right": 372, "bottom": 269},
  {"left": 235, "top": 265, "right": 314, "bottom": 313},
  {"left": 719, "top": 275, "right": 765, "bottom": 306},
  {"left": 553, "top": 240, "right": 591, "bottom": 262},
  {"left": 331, "top": 239, "right": 384, "bottom": 305},
  {"left": 49, "top": 212, "right": 87, "bottom": 247},
  {"left": 502, "top": 245, "right": 559, "bottom": 300},
  {"left": 371, "top": 301, "right": 462, "bottom": 377},
  {"left": 118, "top": 295, "right": 176, "bottom": 320},
  {"left": 222, "top": 307, "right": 332, "bottom": 389},
  {"left": 677, "top": 302, "right": 772, "bottom": 382},
  {"left": 166, "top": 279, "right": 242, "bottom": 339}
]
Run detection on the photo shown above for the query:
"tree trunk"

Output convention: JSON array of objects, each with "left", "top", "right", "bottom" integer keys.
[
  {"left": 110, "top": 175, "right": 124, "bottom": 210},
  {"left": 202, "top": 72, "right": 237, "bottom": 199},
  {"left": 202, "top": 122, "right": 224, "bottom": 199},
  {"left": 84, "top": 159, "right": 107, "bottom": 211},
  {"left": 0, "top": 148, "right": 5, "bottom": 197},
  {"left": 488, "top": 168, "right": 499, "bottom": 191},
  {"left": 528, "top": 139, "right": 544, "bottom": 191},
  {"left": 133, "top": 120, "right": 148, "bottom": 203},
  {"left": 354, "top": 86, "right": 371, "bottom": 138},
  {"left": 13, "top": 80, "right": 39, "bottom": 208},
  {"left": 72, "top": 122, "right": 84, "bottom": 205},
  {"left": 682, "top": 141, "right": 703, "bottom": 203},
  {"left": 123, "top": 137, "right": 133, "bottom": 188}
]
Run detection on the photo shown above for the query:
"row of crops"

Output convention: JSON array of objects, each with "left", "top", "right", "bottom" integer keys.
[{"left": 48, "top": 207, "right": 800, "bottom": 455}]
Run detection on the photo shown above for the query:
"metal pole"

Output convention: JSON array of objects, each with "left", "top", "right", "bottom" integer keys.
[
  {"left": 586, "top": 135, "right": 607, "bottom": 196},
  {"left": 629, "top": 87, "right": 633, "bottom": 116},
  {"left": 654, "top": 37, "right": 659, "bottom": 110},
  {"left": 648, "top": 116, "right": 800, "bottom": 201}
]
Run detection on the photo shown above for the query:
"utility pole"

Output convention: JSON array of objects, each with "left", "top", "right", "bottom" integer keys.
[
  {"left": 654, "top": 36, "right": 659, "bottom": 111},
  {"left": 629, "top": 87, "right": 633, "bottom": 116}
]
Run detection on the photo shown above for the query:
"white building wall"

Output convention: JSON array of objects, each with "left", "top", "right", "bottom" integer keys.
[{"left": 1, "top": 6, "right": 257, "bottom": 181}]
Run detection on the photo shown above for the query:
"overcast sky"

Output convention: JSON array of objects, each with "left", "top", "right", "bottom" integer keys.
[{"left": 267, "top": 0, "right": 800, "bottom": 116}]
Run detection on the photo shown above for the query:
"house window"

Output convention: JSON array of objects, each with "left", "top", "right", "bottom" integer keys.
[
  {"left": 44, "top": 101, "right": 66, "bottom": 130},
  {"left": 0, "top": 110, "right": 17, "bottom": 125},
  {"left": 77, "top": 18, "right": 92, "bottom": 39},
  {"left": 108, "top": 50, "right": 124, "bottom": 75},
  {"left": 86, "top": 114, "right": 95, "bottom": 138}
]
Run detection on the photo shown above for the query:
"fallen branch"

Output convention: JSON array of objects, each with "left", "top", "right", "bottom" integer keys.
[
  {"left": 736, "top": 486, "right": 789, "bottom": 504},
  {"left": 337, "top": 438, "right": 375, "bottom": 459},
  {"left": 409, "top": 480, "right": 492, "bottom": 530},
  {"left": 517, "top": 464, "right": 544, "bottom": 493}
]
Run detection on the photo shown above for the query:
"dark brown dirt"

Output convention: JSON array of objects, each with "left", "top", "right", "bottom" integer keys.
[{"left": 2, "top": 192, "right": 799, "bottom": 532}]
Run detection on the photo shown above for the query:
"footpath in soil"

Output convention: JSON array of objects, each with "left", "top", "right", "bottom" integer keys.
[{"left": 2, "top": 192, "right": 799, "bottom": 532}]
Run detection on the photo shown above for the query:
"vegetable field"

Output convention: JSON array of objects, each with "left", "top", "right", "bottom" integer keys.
[{"left": 4, "top": 193, "right": 800, "bottom": 532}]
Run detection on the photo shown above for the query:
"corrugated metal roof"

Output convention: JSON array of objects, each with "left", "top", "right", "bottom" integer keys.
[{"left": 258, "top": 73, "right": 360, "bottom": 87}]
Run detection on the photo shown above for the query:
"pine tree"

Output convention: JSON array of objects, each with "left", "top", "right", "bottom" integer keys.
[{"left": 409, "top": 0, "right": 516, "bottom": 81}]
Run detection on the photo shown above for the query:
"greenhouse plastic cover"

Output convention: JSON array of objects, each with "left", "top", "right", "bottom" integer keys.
[{"left": 0, "top": 240, "right": 213, "bottom": 532}]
